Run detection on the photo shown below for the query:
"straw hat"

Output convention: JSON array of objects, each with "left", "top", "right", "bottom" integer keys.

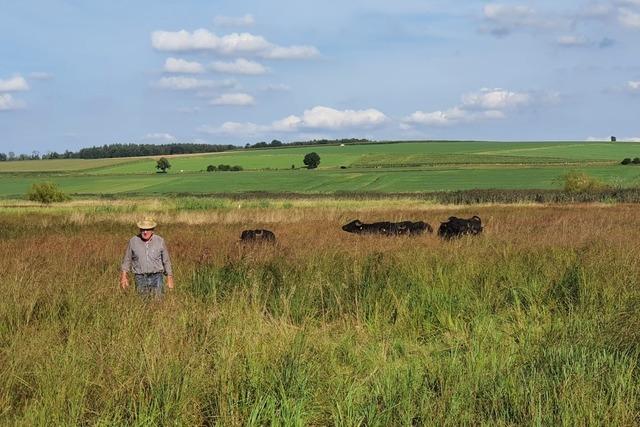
[{"left": 136, "top": 217, "right": 157, "bottom": 229}]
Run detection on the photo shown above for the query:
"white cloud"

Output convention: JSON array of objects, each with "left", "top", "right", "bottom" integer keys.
[
  {"left": 262, "top": 83, "right": 291, "bottom": 92},
  {"left": 209, "top": 93, "right": 256, "bottom": 106},
  {"left": 214, "top": 14, "right": 255, "bottom": 27},
  {"left": 403, "top": 88, "right": 536, "bottom": 127},
  {"left": 157, "top": 76, "right": 234, "bottom": 90},
  {"left": 462, "top": 88, "right": 531, "bottom": 110},
  {"left": 627, "top": 80, "right": 640, "bottom": 92},
  {"left": 151, "top": 29, "right": 319, "bottom": 59},
  {"left": 261, "top": 45, "right": 320, "bottom": 59},
  {"left": 199, "top": 121, "right": 265, "bottom": 136},
  {"left": 0, "top": 93, "right": 26, "bottom": 111},
  {"left": 199, "top": 105, "right": 389, "bottom": 135},
  {"left": 164, "top": 57, "right": 205, "bottom": 74},
  {"left": 143, "top": 132, "right": 177, "bottom": 141},
  {"left": 0, "top": 75, "right": 29, "bottom": 92},
  {"left": 404, "top": 108, "right": 505, "bottom": 126},
  {"left": 619, "top": 8, "right": 640, "bottom": 28},
  {"left": 211, "top": 58, "right": 268, "bottom": 75},
  {"left": 556, "top": 35, "right": 589, "bottom": 46},
  {"left": 295, "top": 106, "right": 389, "bottom": 130}
]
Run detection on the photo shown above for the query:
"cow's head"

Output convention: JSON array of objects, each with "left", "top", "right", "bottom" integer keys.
[{"left": 342, "top": 219, "right": 363, "bottom": 233}]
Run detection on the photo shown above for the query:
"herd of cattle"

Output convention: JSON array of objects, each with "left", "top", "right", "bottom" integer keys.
[{"left": 240, "top": 215, "right": 483, "bottom": 242}]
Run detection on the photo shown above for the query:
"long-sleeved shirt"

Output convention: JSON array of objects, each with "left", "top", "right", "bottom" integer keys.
[{"left": 121, "top": 234, "right": 173, "bottom": 276}]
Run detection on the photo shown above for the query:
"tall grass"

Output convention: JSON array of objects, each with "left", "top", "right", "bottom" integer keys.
[{"left": 1, "top": 202, "right": 640, "bottom": 424}]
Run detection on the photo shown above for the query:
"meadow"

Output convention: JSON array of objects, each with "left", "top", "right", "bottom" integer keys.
[
  {"left": 2, "top": 141, "right": 640, "bottom": 198},
  {"left": 2, "top": 199, "right": 640, "bottom": 425}
]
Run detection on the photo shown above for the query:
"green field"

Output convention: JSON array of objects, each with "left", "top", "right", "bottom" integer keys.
[{"left": 2, "top": 141, "right": 640, "bottom": 197}]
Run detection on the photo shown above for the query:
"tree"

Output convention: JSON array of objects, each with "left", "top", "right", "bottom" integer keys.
[
  {"left": 633, "top": 158, "right": 640, "bottom": 165},
  {"left": 27, "top": 182, "right": 70, "bottom": 204},
  {"left": 621, "top": 158, "right": 632, "bottom": 165},
  {"left": 156, "top": 157, "right": 171, "bottom": 173},
  {"left": 0, "top": 153, "right": 6, "bottom": 161},
  {"left": 303, "top": 152, "right": 321, "bottom": 169},
  {"left": 206, "top": 165, "right": 217, "bottom": 172}
]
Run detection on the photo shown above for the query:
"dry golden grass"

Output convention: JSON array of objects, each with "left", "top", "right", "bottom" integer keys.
[{"left": 2, "top": 200, "right": 640, "bottom": 425}]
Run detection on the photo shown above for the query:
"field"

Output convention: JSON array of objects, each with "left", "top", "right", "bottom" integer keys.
[
  {"left": 2, "top": 199, "right": 640, "bottom": 424},
  {"left": 2, "top": 141, "right": 640, "bottom": 197}
]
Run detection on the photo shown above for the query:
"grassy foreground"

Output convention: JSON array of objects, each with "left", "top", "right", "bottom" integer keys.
[{"left": 1, "top": 200, "right": 640, "bottom": 425}]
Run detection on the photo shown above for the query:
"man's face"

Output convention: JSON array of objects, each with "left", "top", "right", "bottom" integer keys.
[{"left": 140, "top": 228, "right": 154, "bottom": 241}]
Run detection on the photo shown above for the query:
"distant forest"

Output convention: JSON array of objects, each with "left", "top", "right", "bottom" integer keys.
[{"left": 0, "top": 138, "right": 372, "bottom": 161}]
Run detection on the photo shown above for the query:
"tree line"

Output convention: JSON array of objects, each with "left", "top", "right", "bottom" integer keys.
[{"left": 0, "top": 138, "right": 371, "bottom": 161}]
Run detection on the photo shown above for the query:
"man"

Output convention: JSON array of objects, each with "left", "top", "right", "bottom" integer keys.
[{"left": 120, "top": 217, "right": 174, "bottom": 296}]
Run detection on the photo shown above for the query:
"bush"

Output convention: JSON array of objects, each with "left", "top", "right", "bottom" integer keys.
[
  {"left": 27, "top": 182, "right": 70, "bottom": 204},
  {"left": 563, "top": 171, "right": 607, "bottom": 193},
  {"left": 633, "top": 158, "right": 640, "bottom": 164},
  {"left": 621, "top": 158, "right": 632, "bottom": 165},
  {"left": 206, "top": 165, "right": 217, "bottom": 172}
]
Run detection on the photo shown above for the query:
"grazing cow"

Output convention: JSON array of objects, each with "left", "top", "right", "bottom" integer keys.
[
  {"left": 240, "top": 229, "right": 276, "bottom": 243},
  {"left": 437, "top": 216, "right": 483, "bottom": 239},
  {"left": 342, "top": 219, "right": 433, "bottom": 236}
]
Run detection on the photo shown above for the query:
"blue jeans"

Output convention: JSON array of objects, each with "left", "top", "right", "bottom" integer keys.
[{"left": 135, "top": 273, "right": 164, "bottom": 297}]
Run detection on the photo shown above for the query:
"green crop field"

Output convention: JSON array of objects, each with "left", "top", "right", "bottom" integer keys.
[
  {"left": 0, "top": 157, "right": 139, "bottom": 172},
  {"left": 2, "top": 141, "right": 640, "bottom": 198}
]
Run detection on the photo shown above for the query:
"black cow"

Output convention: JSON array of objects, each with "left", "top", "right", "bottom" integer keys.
[
  {"left": 240, "top": 229, "right": 276, "bottom": 242},
  {"left": 437, "top": 216, "right": 483, "bottom": 239},
  {"left": 342, "top": 219, "right": 433, "bottom": 236}
]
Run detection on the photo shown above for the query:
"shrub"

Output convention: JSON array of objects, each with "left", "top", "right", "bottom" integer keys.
[
  {"left": 563, "top": 171, "right": 607, "bottom": 192},
  {"left": 27, "top": 182, "right": 70, "bottom": 204},
  {"left": 206, "top": 165, "right": 217, "bottom": 172},
  {"left": 621, "top": 158, "right": 632, "bottom": 165},
  {"left": 633, "top": 158, "right": 640, "bottom": 164}
]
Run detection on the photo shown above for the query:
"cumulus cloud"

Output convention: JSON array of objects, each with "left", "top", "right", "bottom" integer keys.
[
  {"left": 0, "top": 75, "right": 29, "bottom": 92},
  {"left": 157, "top": 76, "right": 236, "bottom": 90},
  {"left": 481, "top": 3, "right": 560, "bottom": 36},
  {"left": 214, "top": 14, "right": 255, "bottom": 27},
  {"left": 199, "top": 105, "right": 389, "bottom": 135},
  {"left": 151, "top": 29, "right": 319, "bottom": 59},
  {"left": 0, "top": 93, "right": 26, "bottom": 111},
  {"left": 403, "top": 88, "right": 536, "bottom": 127},
  {"left": 164, "top": 57, "right": 205, "bottom": 74},
  {"left": 211, "top": 58, "right": 268, "bottom": 75},
  {"left": 143, "top": 133, "right": 177, "bottom": 141},
  {"left": 209, "top": 93, "right": 256, "bottom": 106},
  {"left": 462, "top": 88, "right": 531, "bottom": 110}
]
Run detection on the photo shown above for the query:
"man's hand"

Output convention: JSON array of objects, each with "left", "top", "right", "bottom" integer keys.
[
  {"left": 120, "top": 272, "right": 129, "bottom": 290},
  {"left": 166, "top": 275, "right": 175, "bottom": 289}
]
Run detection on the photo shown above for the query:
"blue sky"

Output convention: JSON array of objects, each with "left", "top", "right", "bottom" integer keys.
[{"left": 1, "top": 0, "right": 639, "bottom": 153}]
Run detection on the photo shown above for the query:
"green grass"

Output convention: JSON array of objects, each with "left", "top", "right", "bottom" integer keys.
[
  {"left": 3, "top": 141, "right": 640, "bottom": 197},
  {"left": 1, "top": 165, "right": 640, "bottom": 197},
  {"left": 92, "top": 141, "right": 640, "bottom": 174},
  {"left": 0, "top": 157, "right": 140, "bottom": 172}
]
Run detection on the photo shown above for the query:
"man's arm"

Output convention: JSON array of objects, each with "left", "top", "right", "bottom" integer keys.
[
  {"left": 120, "top": 241, "right": 132, "bottom": 289},
  {"left": 161, "top": 239, "right": 174, "bottom": 289}
]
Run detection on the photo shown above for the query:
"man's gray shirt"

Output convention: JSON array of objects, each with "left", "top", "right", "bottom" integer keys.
[{"left": 121, "top": 234, "right": 173, "bottom": 276}]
